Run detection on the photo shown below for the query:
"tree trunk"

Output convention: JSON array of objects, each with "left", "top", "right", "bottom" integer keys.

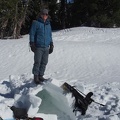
[
  {"left": 12, "top": 0, "right": 30, "bottom": 39},
  {"left": 16, "top": 19, "right": 24, "bottom": 38},
  {"left": 0, "top": 19, "right": 8, "bottom": 39},
  {"left": 12, "top": 2, "right": 18, "bottom": 39},
  {"left": 12, "top": 23, "right": 18, "bottom": 39}
]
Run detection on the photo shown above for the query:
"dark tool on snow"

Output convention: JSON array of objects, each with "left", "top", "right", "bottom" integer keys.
[
  {"left": 75, "top": 87, "right": 105, "bottom": 107},
  {"left": 9, "top": 106, "right": 28, "bottom": 119},
  {"left": 8, "top": 106, "right": 44, "bottom": 120},
  {"left": 62, "top": 82, "right": 105, "bottom": 115}
]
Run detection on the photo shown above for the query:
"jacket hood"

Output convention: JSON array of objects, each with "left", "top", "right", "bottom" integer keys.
[{"left": 37, "top": 17, "right": 50, "bottom": 25}]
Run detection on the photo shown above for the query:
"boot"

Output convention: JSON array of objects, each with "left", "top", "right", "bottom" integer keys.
[
  {"left": 34, "top": 75, "right": 40, "bottom": 84},
  {"left": 39, "top": 75, "right": 46, "bottom": 82}
]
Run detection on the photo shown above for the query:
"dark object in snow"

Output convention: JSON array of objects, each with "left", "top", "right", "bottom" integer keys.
[
  {"left": 62, "top": 82, "right": 93, "bottom": 115},
  {"left": 28, "top": 117, "right": 44, "bottom": 120},
  {"left": 10, "top": 106, "right": 28, "bottom": 119},
  {"left": 9, "top": 106, "right": 44, "bottom": 120},
  {"left": 0, "top": 117, "right": 3, "bottom": 120}
]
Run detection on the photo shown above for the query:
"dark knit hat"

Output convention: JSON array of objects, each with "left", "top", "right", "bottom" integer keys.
[{"left": 41, "top": 9, "right": 49, "bottom": 14}]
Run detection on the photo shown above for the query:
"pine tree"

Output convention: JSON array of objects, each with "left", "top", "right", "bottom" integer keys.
[
  {"left": 0, "top": 0, "right": 32, "bottom": 39},
  {"left": 59, "top": 0, "right": 67, "bottom": 29},
  {"left": 0, "top": 0, "right": 12, "bottom": 38}
]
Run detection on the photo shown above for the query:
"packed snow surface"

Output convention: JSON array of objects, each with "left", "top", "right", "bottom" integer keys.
[{"left": 0, "top": 27, "right": 120, "bottom": 120}]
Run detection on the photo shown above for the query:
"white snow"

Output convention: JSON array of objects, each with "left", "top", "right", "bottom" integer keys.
[{"left": 0, "top": 27, "right": 120, "bottom": 120}]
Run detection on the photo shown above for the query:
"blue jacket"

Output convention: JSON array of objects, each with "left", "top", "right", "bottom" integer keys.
[{"left": 29, "top": 17, "right": 52, "bottom": 47}]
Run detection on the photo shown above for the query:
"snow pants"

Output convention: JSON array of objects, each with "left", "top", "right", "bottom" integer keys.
[{"left": 32, "top": 47, "right": 49, "bottom": 76}]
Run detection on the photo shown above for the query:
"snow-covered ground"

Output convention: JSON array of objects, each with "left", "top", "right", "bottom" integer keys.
[{"left": 0, "top": 27, "right": 120, "bottom": 120}]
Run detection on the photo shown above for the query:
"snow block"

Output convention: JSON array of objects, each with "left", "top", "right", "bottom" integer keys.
[
  {"left": 13, "top": 94, "right": 42, "bottom": 118},
  {"left": 36, "top": 82, "right": 76, "bottom": 120},
  {"left": 0, "top": 103, "right": 14, "bottom": 120}
]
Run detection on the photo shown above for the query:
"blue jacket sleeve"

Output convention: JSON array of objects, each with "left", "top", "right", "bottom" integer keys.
[
  {"left": 29, "top": 20, "right": 38, "bottom": 42},
  {"left": 50, "top": 25, "right": 53, "bottom": 43}
]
